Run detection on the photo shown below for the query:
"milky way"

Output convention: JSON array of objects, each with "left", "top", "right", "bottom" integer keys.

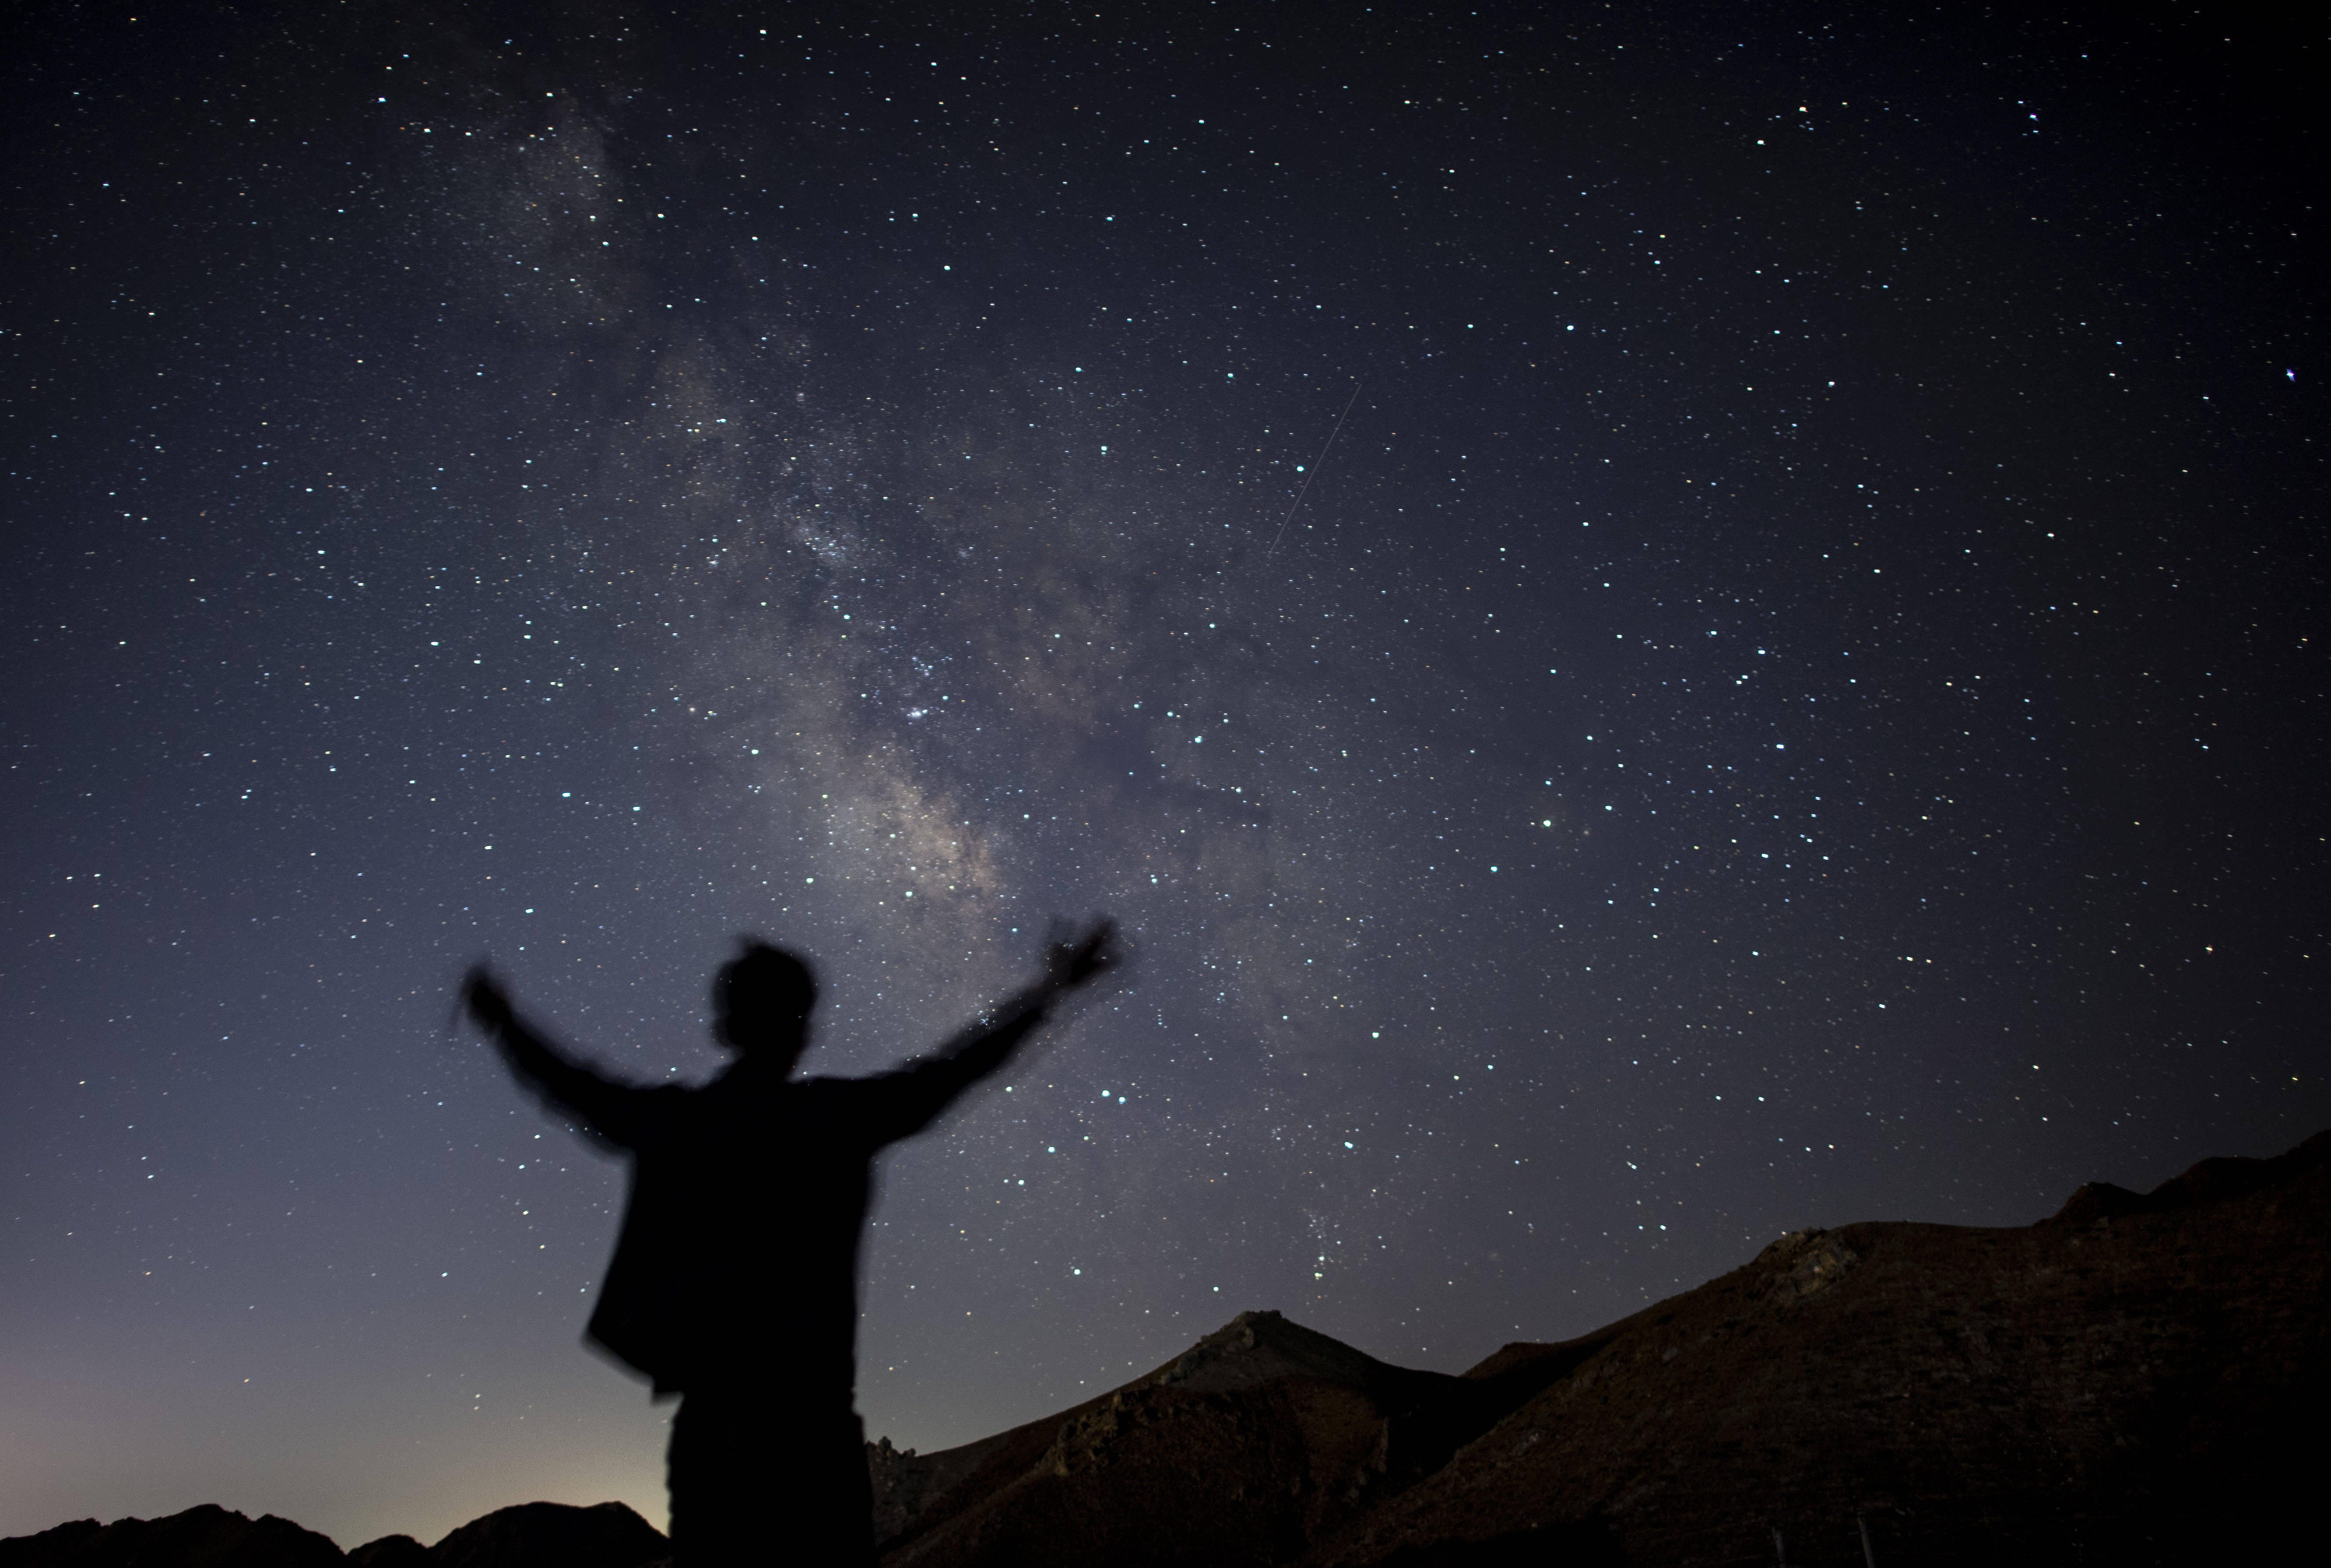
[{"left": 6, "top": 5, "right": 2322, "bottom": 1550}]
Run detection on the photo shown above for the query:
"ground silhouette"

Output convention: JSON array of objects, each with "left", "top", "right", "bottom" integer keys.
[
  {"left": 0, "top": 1503, "right": 663, "bottom": 1568},
  {"left": 866, "top": 1129, "right": 2328, "bottom": 1568},
  {"left": 0, "top": 1506, "right": 343, "bottom": 1568},
  {"left": 8, "top": 1130, "right": 2320, "bottom": 1568}
]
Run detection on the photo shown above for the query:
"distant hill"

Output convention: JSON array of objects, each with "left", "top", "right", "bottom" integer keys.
[
  {"left": 871, "top": 1129, "right": 2328, "bottom": 1566},
  {"left": 0, "top": 1502, "right": 664, "bottom": 1568},
  {"left": 8, "top": 1132, "right": 2322, "bottom": 1568},
  {"left": 0, "top": 1506, "right": 344, "bottom": 1568}
]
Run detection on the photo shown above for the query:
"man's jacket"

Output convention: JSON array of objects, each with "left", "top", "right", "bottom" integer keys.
[{"left": 488, "top": 1007, "right": 1045, "bottom": 1396}]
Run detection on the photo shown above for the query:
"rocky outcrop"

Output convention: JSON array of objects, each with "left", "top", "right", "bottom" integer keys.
[
  {"left": 862, "top": 1308, "right": 1645, "bottom": 1566},
  {"left": 2050, "top": 1128, "right": 2328, "bottom": 1224},
  {"left": 868, "top": 1310, "right": 1475, "bottom": 1568}
]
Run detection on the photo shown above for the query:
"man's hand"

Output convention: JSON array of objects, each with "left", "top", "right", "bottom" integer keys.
[
  {"left": 1038, "top": 918, "right": 1122, "bottom": 997},
  {"left": 463, "top": 964, "right": 514, "bottom": 1032}
]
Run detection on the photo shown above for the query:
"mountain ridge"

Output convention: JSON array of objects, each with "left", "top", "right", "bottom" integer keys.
[{"left": 9, "top": 1131, "right": 2322, "bottom": 1568}]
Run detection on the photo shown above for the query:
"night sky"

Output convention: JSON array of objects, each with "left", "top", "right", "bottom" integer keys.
[{"left": 6, "top": 1, "right": 2324, "bottom": 1551}]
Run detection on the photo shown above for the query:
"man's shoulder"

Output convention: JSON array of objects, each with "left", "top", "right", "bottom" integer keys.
[
  {"left": 603, "top": 1077, "right": 707, "bottom": 1139},
  {"left": 793, "top": 1070, "right": 913, "bottom": 1097},
  {"left": 694, "top": 1069, "right": 881, "bottom": 1111},
  {"left": 794, "top": 1066, "right": 942, "bottom": 1119}
]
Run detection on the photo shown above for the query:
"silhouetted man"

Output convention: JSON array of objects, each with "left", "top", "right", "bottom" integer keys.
[{"left": 461, "top": 918, "right": 1120, "bottom": 1568}]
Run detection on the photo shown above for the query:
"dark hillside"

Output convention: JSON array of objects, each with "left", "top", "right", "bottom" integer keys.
[
  {"left": 8, "top": 1135, "right": 2320, "bottom": 1568},
  {"left": 875, "top": 1132, "right": 2329, "bottom": 1567},
  {"left": 1315, "top": 1131, "right": 2331, "bottom": 1567}
]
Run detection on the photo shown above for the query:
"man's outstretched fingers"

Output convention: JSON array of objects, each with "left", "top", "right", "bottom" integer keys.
[
  {"left": 1063, "top": 918, "right": 1120, "bottom": 988},
  {"left": 463, "top": 965, "right": 513, "bottom": 1029}
]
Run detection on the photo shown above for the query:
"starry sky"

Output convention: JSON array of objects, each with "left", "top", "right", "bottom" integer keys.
[{"left": 5, "top": 0, "right": 2324, "bottom": 1551}]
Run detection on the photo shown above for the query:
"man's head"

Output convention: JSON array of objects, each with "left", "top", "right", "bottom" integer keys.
[{"left": 714, "top": 940, "right": 818, "bottom": 1061}]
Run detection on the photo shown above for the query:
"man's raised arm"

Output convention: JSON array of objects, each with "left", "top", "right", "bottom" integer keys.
[
  {"left": 876, "top": 919, "right": 1122, "bottom": 1139},
  {"left": 463, "top": 965, "right": 647, "bottom": 1147}
]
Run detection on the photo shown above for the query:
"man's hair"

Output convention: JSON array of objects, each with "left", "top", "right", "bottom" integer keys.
[{"left": 715, "top": 939, "right": 818, "bottom": 1024}]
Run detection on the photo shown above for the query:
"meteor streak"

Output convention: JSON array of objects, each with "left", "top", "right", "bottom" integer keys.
[{"left": 1265, "top": 383, "right": 1361, "bottom": 560}]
